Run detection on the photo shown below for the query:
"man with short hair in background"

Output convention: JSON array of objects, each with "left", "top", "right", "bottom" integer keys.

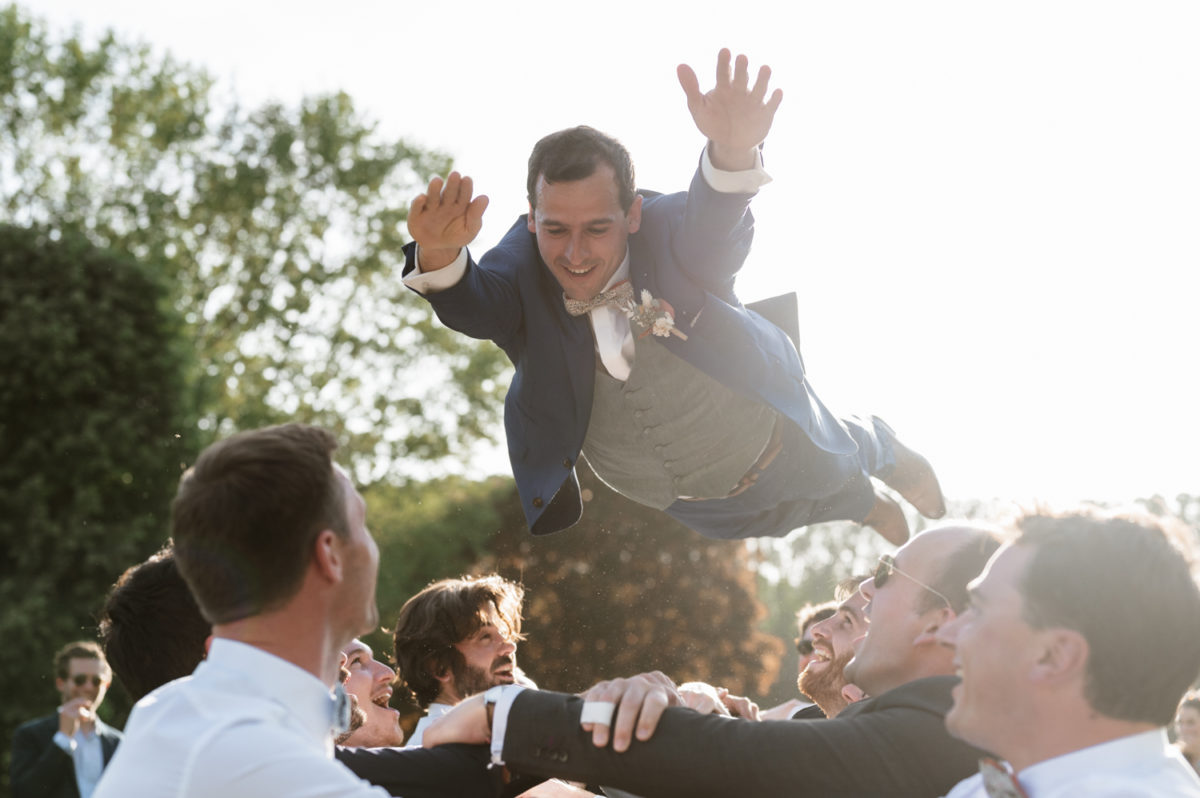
[
  {"left": 940, "top": 509, "right": 1200, "bottom": 797},
  {"left": 98, "top": 546, "right": 211, "bottom": 703},
  {"left": 10, "top": 641, "right": 122, "bottom": 798}
]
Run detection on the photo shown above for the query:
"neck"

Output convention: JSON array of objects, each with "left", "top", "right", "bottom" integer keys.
[
  {"left": 1006, "top": 711, "right": 1158, "bottom": 773},
  {"left": 433, "top": 689, "right": 461, "bottom": 708},
  {"left": 212, "top": 596, "right": 346, "bottom": 687}
]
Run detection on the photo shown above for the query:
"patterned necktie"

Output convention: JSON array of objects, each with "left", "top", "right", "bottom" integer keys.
[
  {"left": 979, "top": 758, "right": 1029, "bottom": 798},
  {"left": 563, "top": 280, "right": 634, "bottom": 317}
]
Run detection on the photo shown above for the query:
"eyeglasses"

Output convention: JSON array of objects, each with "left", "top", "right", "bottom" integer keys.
[
  {"left": 795, "top": 638, "right": 814, "bottom": 656},
  {"left": 71, "top": 675, "right": 105, "bottom": 688},
  {"left": 874, "top": 554, "right": 952, "bottom": 608}
]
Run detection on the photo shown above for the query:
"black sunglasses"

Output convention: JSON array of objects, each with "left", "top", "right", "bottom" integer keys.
[
  {"left": 874, "top": 554, "right": 952, "bottom": 608},
  {"left": 71, "top": 675, "right": 104, "bottom": 687}
]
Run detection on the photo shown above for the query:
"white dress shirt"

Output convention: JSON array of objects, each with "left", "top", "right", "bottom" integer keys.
[
  {"left": 53, "top": 725, "right": 106, "bottom": 798},
  {"left": 94, "top": 639, "right": 388, "bottom": 798},
  {"left": 404, "top": 148, "right": 771, "bottom": 381},
  {"left": 406, "top": 701, "right": 452, "bottom": 747},
  {"left": 943, "top": 729, "right": 1200, "bottom": 797}
]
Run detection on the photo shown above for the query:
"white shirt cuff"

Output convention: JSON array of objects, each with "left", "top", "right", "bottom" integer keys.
[
  {"left": 700, "top": 146, "right": 772, "bottom": 193},
  {"left": 403, "top": 247, "right": 470, "bottom": 294},
  {"left": 490, "top": 684, "right": 526, "bottom": 766},
  {"left": 53, "top": 730, "right": 75, "bottom": 752}
]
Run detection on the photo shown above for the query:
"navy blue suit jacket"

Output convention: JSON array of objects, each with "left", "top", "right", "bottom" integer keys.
[
  {"left": 10, "top": 714, "right": 122, "bottom": 798},
  {"left": 404, "top": 166, "right": 855, "bottom": 535}
]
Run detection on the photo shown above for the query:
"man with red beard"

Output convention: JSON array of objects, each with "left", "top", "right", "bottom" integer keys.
[
  {"left": 393, "top": 575, "right": 524, "bottom": 746},
  {"left": 797, "top": 574, "right": 869, "bottom": 718}
]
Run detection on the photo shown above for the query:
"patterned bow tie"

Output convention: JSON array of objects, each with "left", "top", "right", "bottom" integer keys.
[
  {"left": 979, "top": 758, "right": 1028, "bottom": 798},
  {"left": 563, "top": 280, "right": 634, "bottom": 316}
]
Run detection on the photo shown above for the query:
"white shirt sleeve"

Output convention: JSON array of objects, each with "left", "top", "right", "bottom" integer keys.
[
  {"left": 489, "top": 684, "right": 527, "bottom": 765},
  {"left": 402, "top": 247, "right": 470, "bottom": 294},
  {"left": 699, "top": 146, "right": 772, "bottom": 194}
]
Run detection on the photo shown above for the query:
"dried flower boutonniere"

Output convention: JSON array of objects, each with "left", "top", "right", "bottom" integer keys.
[{"left": 620, "top": 289, "right": 689, "bottom": 341}]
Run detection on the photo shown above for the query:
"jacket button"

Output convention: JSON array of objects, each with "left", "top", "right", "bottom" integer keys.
[
  {"left": 562, "top": 458, "right": 571, "bottom": 468},
  {"left": 532, "top": 497, "right": 544, "bottom": 508}
]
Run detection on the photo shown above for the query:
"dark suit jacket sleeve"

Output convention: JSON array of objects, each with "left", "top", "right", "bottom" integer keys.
[
  {"left": 335, "top": 743, "right": 500, "bottom": 798},
  {"left": 671, "top": 164, "right": 757, "bottom": 297},
  {"left": 10, "top": 717, "right": 77, "bottom": 798},
  {"left": 501, "top": 678, "right": 982, "bottom": 798}
]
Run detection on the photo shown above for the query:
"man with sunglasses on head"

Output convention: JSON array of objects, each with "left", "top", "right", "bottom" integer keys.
[
  {"left": 11, "top": 641, "right": 122, "bottom": 798},
  {"left": 423, "top": 523, "right": 1002, "bottom": 797}
]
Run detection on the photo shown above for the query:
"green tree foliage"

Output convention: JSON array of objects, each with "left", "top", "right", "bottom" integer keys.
[
  {"left": 366, "top": 468, "right": 784, "bottom": 725},
  {"left": 0, "top": 224, "right": 197, "bottom": 790},
  {"left": 0, "top": 4, "right": 509, "bottom": 478},
  {"left": 487, "top": 470, "right": 784, "bottom": 698}
]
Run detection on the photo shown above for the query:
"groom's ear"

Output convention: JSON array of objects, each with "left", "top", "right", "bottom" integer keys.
[
  {"left": 527, "top": 204, "right": 537, "bottom": 233},
  {"left": 626, "top": 194, "right": 643, "bottom": 233}
]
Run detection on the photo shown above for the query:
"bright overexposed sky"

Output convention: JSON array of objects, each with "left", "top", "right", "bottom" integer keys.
[{"left": 30, "top": 0, "right": 1200, "bottom": 508}]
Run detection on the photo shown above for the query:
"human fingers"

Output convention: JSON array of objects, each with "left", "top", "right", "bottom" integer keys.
[
  {"left": 456, "top": 175, "right": 475, "bottom": 206},
  {"left": 731, "top": 52, "right": 750, "bottom": 91},
  {"left": 442, "top": 172, "right": 463, "bottom": 207},
  {"left": 750, "top": 64, "right": 772, "bottom": 103},
  {"left": 426, "top": 175, "right": 445, "bottom": 206},
  {"left": 467, "top": 194, "right": 490, "bottom": 228},
  {"left": 714, "top": 47, "right": 732, "bottom": 88},
  {"left": 676, "top": 63, "right": 702, "bottom": 106}
]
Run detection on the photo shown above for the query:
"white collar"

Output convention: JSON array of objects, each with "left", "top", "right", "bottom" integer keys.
[
  {"left": 1018, "top": 728, "right": 1173, "bottom": 790},
  {"left": 200, "top": 639, "right": 339, "bottom": 745}
]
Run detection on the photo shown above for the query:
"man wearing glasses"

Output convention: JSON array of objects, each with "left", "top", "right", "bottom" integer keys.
[
  {"left": 423, "top": 523, "right": 1002, "bottom": 797},
  {"left": 10, "top": 640, "right": 122, "bottom": 798}
]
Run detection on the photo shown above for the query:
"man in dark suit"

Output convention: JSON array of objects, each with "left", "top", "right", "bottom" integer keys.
[
  {"left": 401, "top": 49, "right": 945, "bottom": 546},
  {"left": 10, "top": 641, "right": 122, "bottom": 798},
  {"left": 423, "top": 523, "right": 1001, "bottom": 797}
]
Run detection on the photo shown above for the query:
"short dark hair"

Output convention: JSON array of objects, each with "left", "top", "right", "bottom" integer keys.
[
  {"left": 393, "top": 574, "right": 525, "bottom": 708},
  {"left": 54, "top": 641, "right": 108, "bottom": 680},
  {"left": 99, "top": 545, "right": 210, "bottom": 701},
  {"left": 171, "top": 424, "right": 346, "bottom": 625},
  {"left": 1014, "top": 509, "right": 1200, "bottom": 726},
  {"left": 526, "top": 126, "right": 637, "bottom": 213},
  {"left": 919, "top": 524, "right": 1004, "bottom": 614},
  {"left": 1181, "top": 691, "right": 1200, "bottom": 715}
]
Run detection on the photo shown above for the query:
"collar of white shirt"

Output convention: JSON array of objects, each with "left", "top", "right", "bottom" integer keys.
[
  {"left": 589, "top": 254, "right": 635, "bottom": 380},
  {"left": 202, "top": 639, "right": 341, "bottom": 746},
  {"left": 1016, "top": 729, "right": 1191, "bottom": 794}
]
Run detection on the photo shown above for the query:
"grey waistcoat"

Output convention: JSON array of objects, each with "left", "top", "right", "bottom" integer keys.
[{"left": 581, "top": 329, "right": 777, "bottom": 510}]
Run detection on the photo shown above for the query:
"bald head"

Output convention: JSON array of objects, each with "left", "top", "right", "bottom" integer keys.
[{"left": 845, "top": 523, "right": 1002, "bottom": 697}]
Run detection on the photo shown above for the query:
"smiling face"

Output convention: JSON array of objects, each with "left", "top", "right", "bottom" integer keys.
[
  {"left": 800, "top": 591, "right": 868, "bottom": 715},
  {"left": 938, "top": 543, "right": 1042, "bottom": 757},
  {"left": 527, "top": 164, "right": 642, "bottom": 302},
  {"left": 442, "top": 601, "right": 517, "bottom": 703},
  {"left": 843, "top": 528, "right": 963, "bottom": 696},
  {"left": 340, "top": 638, "right": 403, "bottom": 747}
]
